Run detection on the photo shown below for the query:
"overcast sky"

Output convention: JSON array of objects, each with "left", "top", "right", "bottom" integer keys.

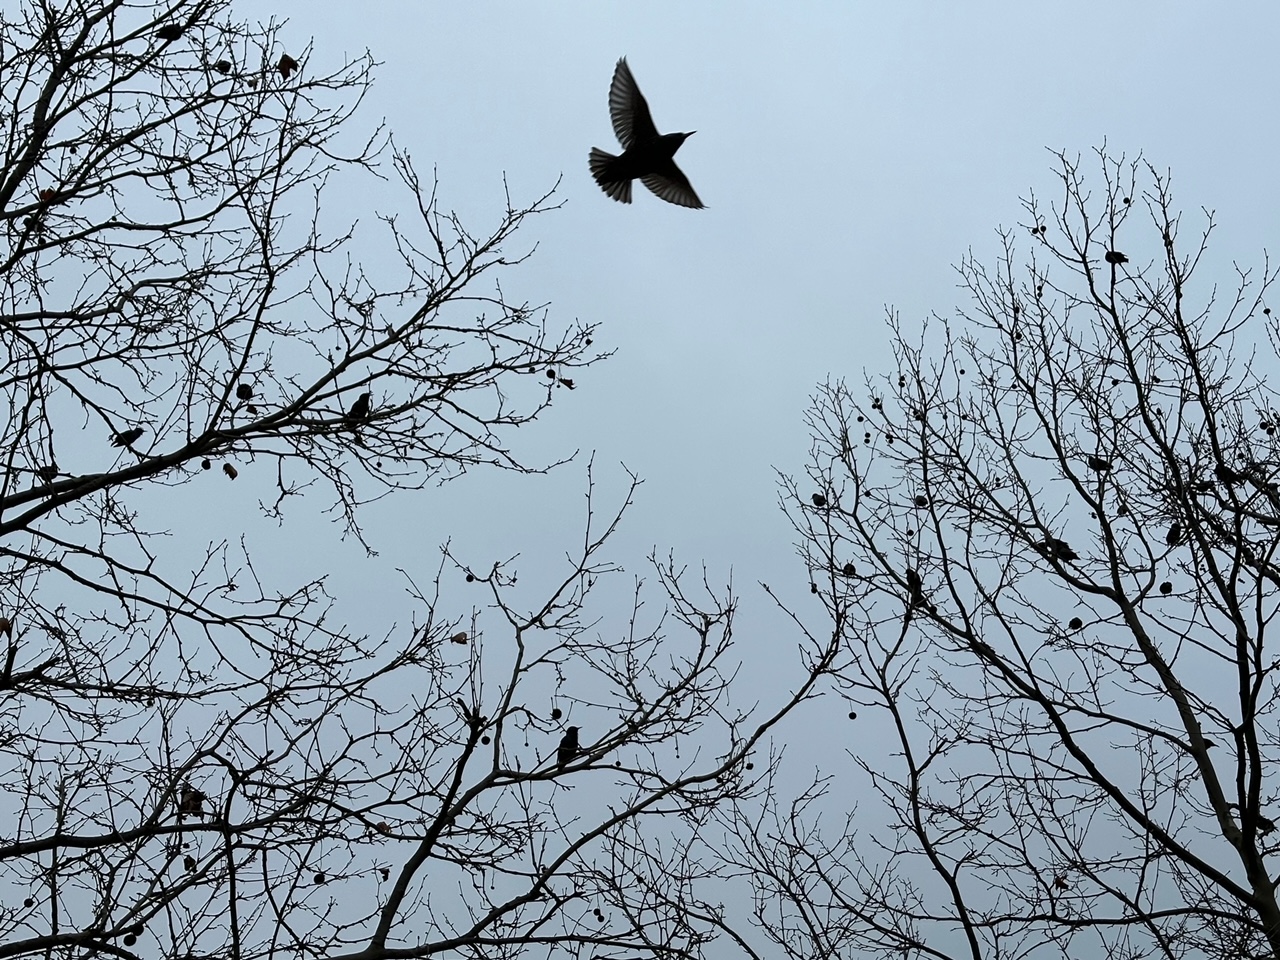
[{"left": 240, "top": 0, "right": 1280, "bottom": 726}]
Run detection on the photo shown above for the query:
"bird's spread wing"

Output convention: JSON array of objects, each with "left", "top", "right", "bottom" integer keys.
[
  {"left": 641, "top": 167, "right": 703, "bottom": 209},
  {"left": 609, "top": 57, "right": 658, "bottom": 148}
]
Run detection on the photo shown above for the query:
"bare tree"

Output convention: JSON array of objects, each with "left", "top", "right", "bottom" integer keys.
[
  {"left": 0, "top": 2, "right": 838, "bottom": 958},
  {"left": 742, "top": 149, "right": 1280, "bottom": 960}
]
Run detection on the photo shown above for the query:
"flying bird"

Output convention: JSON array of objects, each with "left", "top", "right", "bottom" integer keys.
[
  {"left": 589, "top": 58, "right": 703, "bottom": 209},
  {"left": 557, "top": 726, "right": 580, "bottom": 768},
  {"left": 111, "top": 427, "right": 145, "bottom": 448}
]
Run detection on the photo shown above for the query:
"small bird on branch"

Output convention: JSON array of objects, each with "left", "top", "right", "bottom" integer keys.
[
  {"left": 344, "top": 392, "right": 371, "bottom": 425},
  {"left": 178, "top": 783, "right": 207, "bottom": 819},
  {"left": 1035, "top": 537, "right": 1079, "bottom": 562},
  {"left": 111, "top": 427, "right": 145, "bottom": 448},
  {"left": 557, "top": 726, "right": 581, "bottom": 768}
]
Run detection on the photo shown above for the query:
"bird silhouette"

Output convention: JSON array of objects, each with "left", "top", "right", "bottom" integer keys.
[
  {"left": 155, "top": 23, "right": 184, "bottom": 41},
  {"left": 589, "top": 58, "right": 703, "bottom": 209},
  {"left": 905, "top": 568, "right": 927, "bottom": 607},
  {"left": 179, "top": 784, "right": 207, "bottom": 818},
  {"left": 1036, "top": 537, "right": 1079, "bottom": 562},
  {"left": 1166, "top": 522, "right": 1183, "bottom": 546},
  {"left": 1215, "top": 463, "right": 1247, "bottom": 486},
  {"left": 1104, "top": 250, "right": 1128, "bottom": 265},
  {"left": 557, "top": 726, "right": 580, "bottom": 768},
  {"left": 111, "top": 427, "right": 144, "bottom": 447},
  {"left": 1087, "top": 455, "right": 1112, "bottom": 473},
  {"left": 345, "top": 392, "right": 371, "bottom": 424}
]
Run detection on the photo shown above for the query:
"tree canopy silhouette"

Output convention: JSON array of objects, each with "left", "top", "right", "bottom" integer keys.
[
  {"left": 0, "top": 3, "right": 836, "bottom": 959},
  {"left": 748, "top": 149, "right": 1280, "bottom": 960}
]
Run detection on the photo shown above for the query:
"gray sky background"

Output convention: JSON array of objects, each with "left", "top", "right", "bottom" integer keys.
[{"left": 229, "top": 0, "right": 1280, "bottom": 734}]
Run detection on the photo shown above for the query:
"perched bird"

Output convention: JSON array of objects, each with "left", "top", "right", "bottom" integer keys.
[
  {"left": 1166, "top": 522, "right": 1183, "bottom": 546},
  {"left": 345, "top": 392, "right": 371, "bottom": 424},
  {"left": 111, "top": 427, "right": 145, "bottom": 448},
  {"left": 179, "top": 784, "right": 207, "bottom": 818},
  {"left": 905, "top": 567, "right": 927, "bottom": 607},
  {"left": 155, "top": 23, "right": 184, "bottom": 41},
  {"left": 589, "top": 58, "right": 703, "bottom": 209},
  {"left": 1036, "top": 537, "right": 1079, "bottom": 562},
  {"left": 1068, "top": 616, "right": 1083, "bottom": 631},
  {"left": 557, "top": 726, "right": 580, "bottom": 768},
  {"left": 811, "top": 493, "right": 827, "bottom": 508},
  {"left": 236, "top": 383, "right": 253, "bottom": 401},
  {"left": 1215, "top": 463, "right": 1247, "bottom": 486},
  {"left": 1104, "top": 250, "right": 1128, "bottom": 265},
  {"left": 1227, "top": 803, "right": 1277, "bottom": 836},
  {"left": 278, "top": 53, "right": 299, "bottom": 80},
  {"left": 1086, "top": 455, "right": 1112, "bottom": 473}
]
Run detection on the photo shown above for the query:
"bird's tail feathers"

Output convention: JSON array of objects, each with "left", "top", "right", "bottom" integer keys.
[{"left": 589, "top": 148, "right": 631, "bottom": 203}]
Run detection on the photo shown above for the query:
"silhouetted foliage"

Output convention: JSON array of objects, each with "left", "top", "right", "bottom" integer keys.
[
  {"left": 753, "top": 149, "right": 1280, "bottom": 960},
  {"left": 0, "top": 3, "right": 834, "bottom": 960}
]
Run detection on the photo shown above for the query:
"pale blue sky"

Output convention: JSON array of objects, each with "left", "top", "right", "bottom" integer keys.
[{"left": 248, "top": 0, "right": 1280, "bottom": 699}]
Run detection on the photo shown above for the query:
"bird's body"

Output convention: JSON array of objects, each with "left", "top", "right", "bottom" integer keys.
[
  {"left": 1087, "top": 455, "right": 1112, "bottom": 473},
  {"left": 905, "top": 568, "right": 926, "bottom": 607},
  {"left": 179, "top": 784, "right": 207, "bottom": 818},
  {"left": 111, "top": 427, "right": 144, "bottom": 447},
  {"left": 557, "top": 726, "right": 580, "bottom": 768},
  {"left": 1216, "top": 463, "right": 1247, "bottom": 486},
  {"left": 590, "top": 58, "right": 702, "bottom": 209},
  {"left": 1037, "top": 537, "right": 1079, "bottom": 562},
  {"left": 1104, "top": 250, "right": 1129, "bottom": 265},
  {"left": 345, "top": 392, "right": 371, "bottom": 424},
  {"left": 1166, "top": 522, "right": 1183, "bottom": 546}
]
